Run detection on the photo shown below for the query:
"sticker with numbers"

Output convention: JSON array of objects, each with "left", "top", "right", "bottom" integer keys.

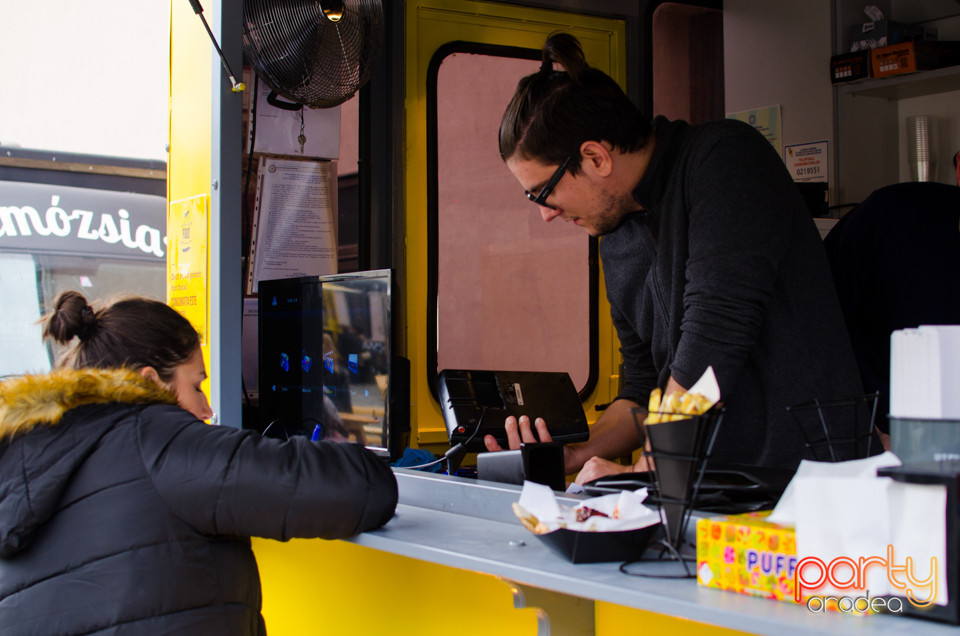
[{"left": 785, "top": 141, "right": 828, "bottom": 183}]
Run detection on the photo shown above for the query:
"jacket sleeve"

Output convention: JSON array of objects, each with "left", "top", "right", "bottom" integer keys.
[
  {"left": 136, "top": 405, "right": 398, "bottom": 540},
  {"left": 609, "top": 299, "right": 659, "bottom": 406}
]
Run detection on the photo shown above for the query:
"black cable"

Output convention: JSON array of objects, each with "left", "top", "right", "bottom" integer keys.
[
  {"left": 245, "top": 74, "right": 259, "bottom": 190},
  {"left": 399, "top": 443, "right": 469, "bottom": 472},
  {"left": 239, "top": 75, "right": 259, "bottom": 411},
  {"left": 241, "top": 376, "right": 252, "bottom": 408},
  {"left": 260, "top": 418, "right": 287, "bottom": 440},
  {"left": 401, "top": 407, "right": 488, "bottom": 472},
  {"left": 242, "top": 74, "right": 259, "bottom": 261}
]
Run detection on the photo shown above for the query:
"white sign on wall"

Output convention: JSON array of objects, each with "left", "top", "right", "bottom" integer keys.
[
  {"left": 785, "top": 141, "right": 829, "bottom": 183},
  {"left": 246, "top": 157, "right": 338, "bottom": 294},
  {"left": 251, "top": 81, "right": 341, "bottom": 159}
]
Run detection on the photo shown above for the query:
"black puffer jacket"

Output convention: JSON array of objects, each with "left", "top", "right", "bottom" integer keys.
[{"left": 0, "top": 368, "right": 398, "bottom": 635}]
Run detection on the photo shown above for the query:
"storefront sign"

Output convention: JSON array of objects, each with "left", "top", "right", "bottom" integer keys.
[{"left": 0, "top": 180, "right": 166, "bottom": 260}]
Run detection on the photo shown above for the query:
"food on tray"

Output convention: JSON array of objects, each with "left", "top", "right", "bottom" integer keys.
[
  {"left": 575, "top": 506, "right": 611, "bottom": 523},
  {"left": 513, "top": 500, "right": 613, "bottom": 534},
  {"left": 512, "top": 481, "right": 660, "bottom": 536},
  {"left": 512, "top": 501, "right": 544, "bottom": 534}
]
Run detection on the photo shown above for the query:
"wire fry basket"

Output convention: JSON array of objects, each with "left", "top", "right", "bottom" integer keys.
[
  {"left": 620, "top": 407, "right": 724, "bottom": 578},
  {"left": 786, "top": 392, "right": 880, "bottom": 462}
]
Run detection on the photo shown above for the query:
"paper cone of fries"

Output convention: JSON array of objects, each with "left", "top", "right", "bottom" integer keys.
[{"left": 642, "top": 367, "right": 721, "bottom": 549}]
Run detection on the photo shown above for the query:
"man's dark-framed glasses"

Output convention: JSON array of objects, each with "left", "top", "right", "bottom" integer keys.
[{"left": 525, "top": 155, "right": 573, "bottom": 209}]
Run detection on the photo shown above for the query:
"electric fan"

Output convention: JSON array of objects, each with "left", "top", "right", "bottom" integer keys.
[{"left": 241, "top": 0, "right": 384, "bottom": 108}]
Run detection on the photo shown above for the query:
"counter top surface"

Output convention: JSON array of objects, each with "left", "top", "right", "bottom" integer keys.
[{"left": 346, "top": 469, "right": 954, "bottom": 636}]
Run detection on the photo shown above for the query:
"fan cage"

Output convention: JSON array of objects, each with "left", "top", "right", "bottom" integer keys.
[{"left": 242, "top": 0, "right": 384, "bottom": 108}]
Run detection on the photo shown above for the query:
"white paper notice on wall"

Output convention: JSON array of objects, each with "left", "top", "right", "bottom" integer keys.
[
  {"left": 785, "top": 141, "right": 828, "bottom": 183},
  {"left": 246, "top": 157, "right": 338, "bottom": 295},
  {"left": 252, "top": 81, "right": 340, "bottom": 159}
]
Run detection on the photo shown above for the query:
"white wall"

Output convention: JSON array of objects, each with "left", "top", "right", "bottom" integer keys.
[
  {"left": 728, "top": 0, "right": 960, "bottom": 202},
  {"left": 723, "top": 0, "right": 835, "bottom": 189},
  {"left": 0, "top": 0, "right": 169, "bottom": 160}
]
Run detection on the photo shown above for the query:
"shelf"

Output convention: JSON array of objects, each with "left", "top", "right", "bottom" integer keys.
[{"left": 836, "top": 64, "right": 960, "bottom": 100}]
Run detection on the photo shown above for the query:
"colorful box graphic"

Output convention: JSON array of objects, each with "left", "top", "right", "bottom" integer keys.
[
  {"left": 696, "top": 511, "right": 799, "bottom": 604},
  {"left": 870, "top": 41, "right": 960, "bottom": 79}
]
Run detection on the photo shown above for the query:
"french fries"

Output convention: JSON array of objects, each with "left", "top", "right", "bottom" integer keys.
[
  {"left": 645, "top": 386, "right": 713, "bottom": 424},
  {"left": 512, "top": 502, "right": 543, "bottom": 534}
]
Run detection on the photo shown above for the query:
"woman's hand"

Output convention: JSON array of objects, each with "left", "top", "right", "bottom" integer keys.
[{"left": 574, "top": 456, "right": 634, "bottom": 485}]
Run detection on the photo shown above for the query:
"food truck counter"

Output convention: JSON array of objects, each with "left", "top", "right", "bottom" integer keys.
[{"left": 252, "top": 468, "right": 956, "bottom": 635}]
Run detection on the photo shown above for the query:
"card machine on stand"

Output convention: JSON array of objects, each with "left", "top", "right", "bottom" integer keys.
[{"left": 437, "top": 369, "right": 589, "bottom": 453}]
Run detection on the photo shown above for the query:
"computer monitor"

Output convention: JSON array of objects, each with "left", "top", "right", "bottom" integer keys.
[{"left": 257, "top": 269, "right": 408, "bottom": 460}]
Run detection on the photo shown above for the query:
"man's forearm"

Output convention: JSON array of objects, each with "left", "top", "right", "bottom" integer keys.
[{"left": 565, "top": 398, "right": 643, "bottom": 473}]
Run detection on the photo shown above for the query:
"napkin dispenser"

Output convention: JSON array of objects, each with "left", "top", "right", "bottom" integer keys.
[{"left": 877, "top": 461, "right": 960, "bottom": 624}]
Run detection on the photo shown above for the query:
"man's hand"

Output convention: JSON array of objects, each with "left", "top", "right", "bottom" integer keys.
[
  {"left": 574, "top": 456, "right": 634, "bottom": 485},
  {"left": 483, "top": 415, "right": 552, "bottom": 451}
]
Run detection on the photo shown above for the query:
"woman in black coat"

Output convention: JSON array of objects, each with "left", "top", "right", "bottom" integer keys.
[{"left": 0, "top": 291, "right": 398, "bottom": 635}]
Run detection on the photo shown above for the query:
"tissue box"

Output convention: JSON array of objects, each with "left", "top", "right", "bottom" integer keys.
[
  {"left": 696, "top": 511, "right": 799, "bottom": 604},
  {"left": 850, "top": 20, "right": 935, "bottom": 52},
  {"left": 871, "top": 41, "right": 960, "bottom": 78}
]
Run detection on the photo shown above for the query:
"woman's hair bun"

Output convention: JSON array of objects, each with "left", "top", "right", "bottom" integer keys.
[{"left": 43, "top": 290, "right": 96, "bottom": 344}]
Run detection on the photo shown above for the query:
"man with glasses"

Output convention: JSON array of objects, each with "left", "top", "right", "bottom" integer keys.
[{"left": 485, "top": 32, "right": 875, "bottom": 482}]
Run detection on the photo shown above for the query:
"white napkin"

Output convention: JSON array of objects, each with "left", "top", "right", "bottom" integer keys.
[
  {"left": 767, "top": 452, "right": 947, "bottom": 605},
  {"left": 689, "top": 365, "right": 721, "bottom": 405},
  {"left": 516, "top": 480, "right": 660, "bottom": 532},
  {"left": 767, "top": 451, "right": 901, "bottom": 526},
  {"left": 863, "top": 5, "right": 884, "bottom": 21}
]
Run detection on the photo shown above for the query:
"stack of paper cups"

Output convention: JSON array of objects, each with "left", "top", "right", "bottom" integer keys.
[
  {"left": 906, "top": 115, "right": 937, "bottom": 182},
  {"left": 890, "top": 325, "right": 960, "bottom": 419},
  {"left": 890, "top": 325, "right": 960, "bottom": 463}
]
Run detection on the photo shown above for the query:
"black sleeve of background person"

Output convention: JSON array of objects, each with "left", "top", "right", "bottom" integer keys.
[{"left": 823, "top": 181, "right": 960, "bottom": 428}]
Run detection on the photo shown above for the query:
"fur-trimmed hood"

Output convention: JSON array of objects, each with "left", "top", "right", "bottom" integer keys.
[
  {"left": 0, "top": 368, "right": 180, "bottom": 558},
  {"left": 0, "top": 367, "right": 178, "bottom": 441}
]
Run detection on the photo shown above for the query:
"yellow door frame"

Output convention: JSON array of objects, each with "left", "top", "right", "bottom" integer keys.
[
  {"left": 168, "top": 0, "right": 244, "bottom": 425},
  {"left": 403, "top": 0, "right": 627, "bottom": 447}
]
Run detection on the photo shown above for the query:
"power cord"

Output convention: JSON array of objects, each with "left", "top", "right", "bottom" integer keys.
[
  {"left": 401, "top": 407, "right": 488, "bottom": 472},
  {"left": 260, "top": 418, "right": 288, "bottom": 440}
]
